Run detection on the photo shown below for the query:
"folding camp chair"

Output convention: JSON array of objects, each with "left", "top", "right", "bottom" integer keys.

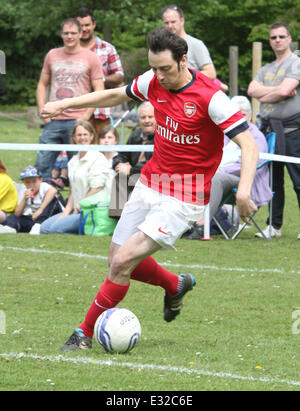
[{"left": 212, "top": 132, "right": 276, "bottom": 240}]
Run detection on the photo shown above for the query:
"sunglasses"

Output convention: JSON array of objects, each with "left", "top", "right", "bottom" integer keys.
[
  {"left": 162, "top": 4, "right": 178, "bottom": 12},
  {"left": 270, "top": 35, "right": 289, "bottom": 40},
  {"left": 161, "top": 4, "right": 183, "bottom": 17}
]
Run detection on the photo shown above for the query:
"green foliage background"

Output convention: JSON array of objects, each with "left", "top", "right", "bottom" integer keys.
[{"left": 1, "top": 0, "right": 300, "bottom": 105}]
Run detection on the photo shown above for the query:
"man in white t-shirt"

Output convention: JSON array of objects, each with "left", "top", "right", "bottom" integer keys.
[
  {"left": 41, "top": 28, "right": 258, "bottom": 351},
  {"left": 162, "top": 5, "right": 216, "bottom": 80}
]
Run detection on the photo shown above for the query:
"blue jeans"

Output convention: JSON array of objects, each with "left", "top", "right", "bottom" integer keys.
[
  {"left": 35, "top": 120, "right": 76, "bottom": 181},
  {"left": 40, "top": 212, "right": 80, "bottom": 234},
  {"left": 4, "top": 197, "right": 62, "bottom": 232}
]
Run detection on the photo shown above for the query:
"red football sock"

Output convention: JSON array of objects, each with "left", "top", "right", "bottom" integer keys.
[
  {"left": 131, "top": 256, "right": 179, "bottom": 297},
  {"left": 79, "top": 277, "right": 130, "bottom": 338}
]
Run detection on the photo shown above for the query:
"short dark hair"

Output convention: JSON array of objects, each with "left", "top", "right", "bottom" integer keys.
[
  {"left": 269, "top": 21, "right": 290, "bottom": 36},
  {"left": 74, "top": 7, "right": 95, "bottom": 22},
  {"left": 147, "top": 28, "right": 188, "bottom": 65},
  {"left": 98, "top": 125, "right": 120, "bottom": 143},
  {"left": 61, "top": 18, "right": 81, "bottom": 32},
  {"left": 161, "top": 4, "right": 184, "bottom": 18}
]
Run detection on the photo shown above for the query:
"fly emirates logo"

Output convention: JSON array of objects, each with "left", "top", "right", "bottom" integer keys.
[{"left": 156, "top": 116, "right": 201, "bottom": 145}]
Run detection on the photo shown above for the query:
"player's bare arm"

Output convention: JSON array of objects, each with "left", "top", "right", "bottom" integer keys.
[
  {"left": 232, "top": 129, "right": 259, "bottom": 221},
  {"left": 40, "top": 86, "right": 132, "bottom": 119},
  {"left": 80, "top": 77, "right": 105, "bottom": 120}
]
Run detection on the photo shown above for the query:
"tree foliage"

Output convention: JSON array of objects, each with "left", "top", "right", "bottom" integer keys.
[{"left": 1, "top": 0, "right": 300, "bottom": 104}]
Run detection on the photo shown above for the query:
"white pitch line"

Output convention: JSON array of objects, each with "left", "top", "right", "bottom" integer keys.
[
  {"left": 0, "top": 245, "right": 107, "bottom": 260},
  {"left": 1, "top": 351, "right": 300, "bottom": 388},
  {"left": 1, "top": 245, "right": 300, "bottom": 276}
]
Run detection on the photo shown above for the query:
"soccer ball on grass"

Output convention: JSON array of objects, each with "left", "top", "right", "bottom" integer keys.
[{"left": 94, "top": 307, "right": 141, "bottom": 353}]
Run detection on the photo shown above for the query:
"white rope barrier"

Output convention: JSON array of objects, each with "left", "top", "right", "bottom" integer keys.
[
  {"left": 1, "top": 142, "right": 299, "bottom": 241},
  {"left": 0, "top": 143, "right": 299, "bottom": 165},
  {"left": 0, "top": 143, "right": 154, "bottom": 152}
]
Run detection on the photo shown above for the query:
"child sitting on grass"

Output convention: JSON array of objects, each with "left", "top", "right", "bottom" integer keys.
[{"left": 0, "top": 165, "right": 63, "bottom": 235}]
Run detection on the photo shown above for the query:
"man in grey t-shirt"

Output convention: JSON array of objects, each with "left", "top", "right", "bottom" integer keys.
[
  {"left": 248, "top": 22, "right": 300, "bottom": 239},
  {"left": 162, "top": 5, "right": 227, "bottom": 240},
  {"left": 162, "top": 5, "right": 216, "bottom": 80}
]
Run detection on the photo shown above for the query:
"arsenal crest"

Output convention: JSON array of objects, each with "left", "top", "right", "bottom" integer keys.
[{"left": 184, "top": 102, "right": 196, "bottom": 118}]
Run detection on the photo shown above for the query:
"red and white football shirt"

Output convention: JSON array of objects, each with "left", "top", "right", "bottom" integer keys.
[{"left": 126, "top": 69, "right": 248, "bottom": 205}]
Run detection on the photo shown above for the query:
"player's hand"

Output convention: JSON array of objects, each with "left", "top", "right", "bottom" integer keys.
[{"left": 40, "top": 101, "right": 65, "bottom": 119}]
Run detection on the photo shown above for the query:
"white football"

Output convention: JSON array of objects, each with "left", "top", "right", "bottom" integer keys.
[{"left": 94, "top": 308, "right": 141, "bottom": 353}]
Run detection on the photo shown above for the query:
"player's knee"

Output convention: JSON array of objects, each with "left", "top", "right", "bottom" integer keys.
[{"left": 109, "top": 251, "right": 132, "bottom": 282}]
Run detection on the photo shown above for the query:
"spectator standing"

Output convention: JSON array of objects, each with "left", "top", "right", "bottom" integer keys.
[
  {"left": 109, "top": 101, "right": 155, "bottom": 218},
  {"left": 75, "top": 7, "right": 124, "bottom": 135},
  {"left": 248, "top": 22, "right": 300, "bottom": 239},
  {"left": 162, "top": 5, "right": 216, "bottom": 80},
  {"left": 35, "top": 17, "right": 104, "bottom": 182}
]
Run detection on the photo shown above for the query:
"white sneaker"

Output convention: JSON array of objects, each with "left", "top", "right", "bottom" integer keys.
[
  {"left": 297, "top": 234, "right": 300, "bottom": 240},
  {"left": 29, "top": 223, "right": 41, "bottom": 235},
  {"left": 255, "top": 225, "right": 281, "bottom": 239},
  {"left": 0, "top": 225, "right": 17, "bottom": 234}
]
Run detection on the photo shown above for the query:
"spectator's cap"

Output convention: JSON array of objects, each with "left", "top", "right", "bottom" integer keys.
[{"left": 20, "top": 165, "right": 42, "bottom": 180}]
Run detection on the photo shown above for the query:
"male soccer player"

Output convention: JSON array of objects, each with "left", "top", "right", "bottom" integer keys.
[{"left": 41, "top": 28, "right": 258, "bottom": 351}]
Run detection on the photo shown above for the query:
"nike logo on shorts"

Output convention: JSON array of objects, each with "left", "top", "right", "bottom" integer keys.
[{"left": 158, "top": 227, "right": 168, "bottom": 235}]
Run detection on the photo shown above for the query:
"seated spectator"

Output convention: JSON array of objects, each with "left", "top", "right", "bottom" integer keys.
[
  {"left": 185, "top": 95, "right": 272, "bottom": 239},
  {"left": 0, "top": 165, "right": 62, "bottom": 235},
  {"left": 98, "top": 125, "right": 119, "bottom": 192},
  {"left": 51, "top": 151, "right": 69, "bottom": 189},
  {"left": 40, "top": 120, "right": 109, "bottom": 234},
  {"left": 109, "top": 101, "right": 155, "bottom": 218},
  {"left": 0, "top": 160, "right": 18, "bottom": 224}
]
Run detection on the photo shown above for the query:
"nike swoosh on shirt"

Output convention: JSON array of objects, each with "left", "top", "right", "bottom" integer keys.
[
  {"left": 158, "top": 227, "right": 168, "bottom": 235},
  {"left": 157, "top": 99, "right": 167, "bottom": 103}
]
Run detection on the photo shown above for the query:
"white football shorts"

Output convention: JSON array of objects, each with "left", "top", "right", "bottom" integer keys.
[{"left": 112, "top": 180, "right": 205, "bottom": 250}]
